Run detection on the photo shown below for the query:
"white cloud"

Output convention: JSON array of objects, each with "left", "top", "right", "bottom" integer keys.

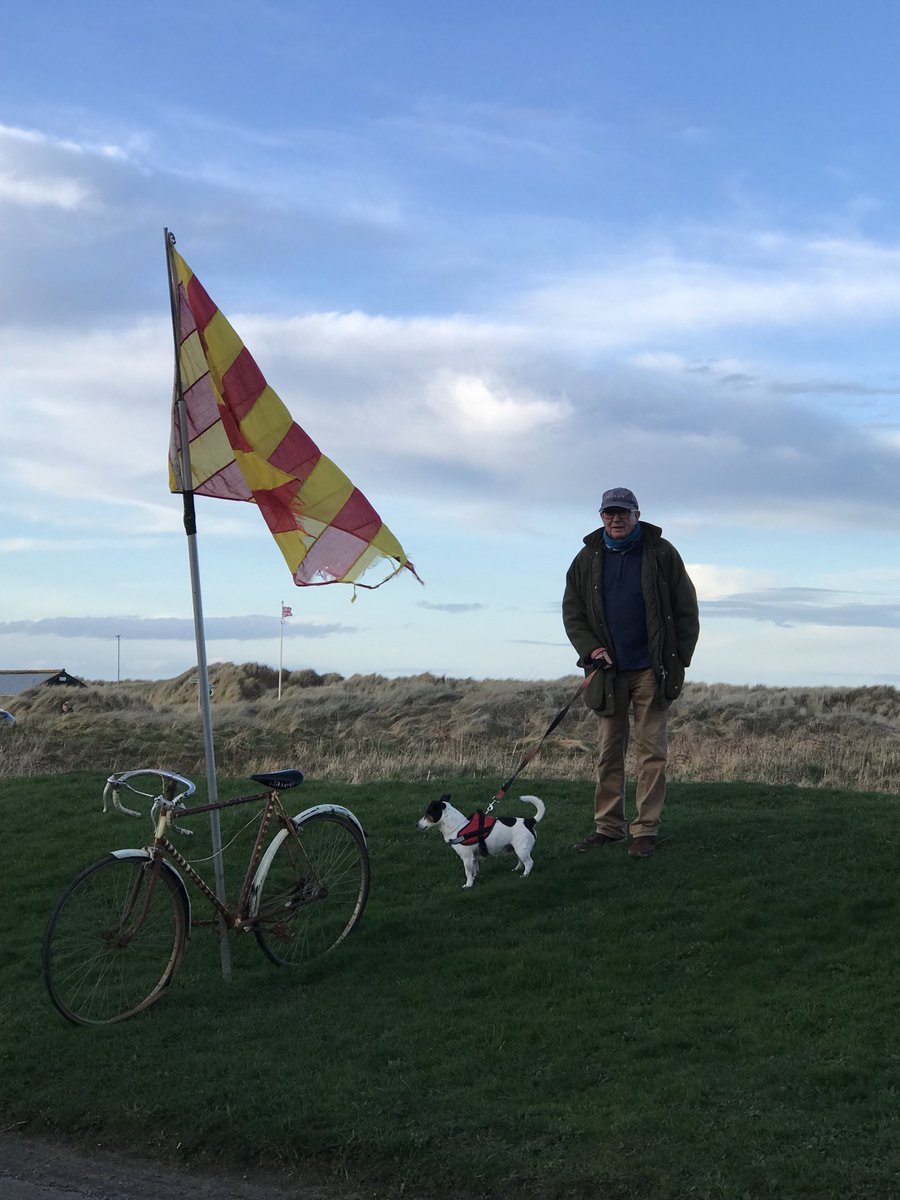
[
  {"left": 0, "top": 123, "right": 119, "bottom": 211},
  {"left": 687, "top": 564, "right": 775, "bottom": 601},
  {"left": 512, "top": 234, "right": 900, "bottom": 350},
  {"left": 700, "top": 588, "right": 900, "bottom": 629},
  {"left": 0, "top": 615, "right": 355, "bottom": 641},
  {"left": 4, "top": 296, "right": 900, "bottom": 548},
  {"left": 2, "top": 320, "right": 171, "bottom": 503},
  {"left": 0, "top": 172, "right": 91, "bottom": 210},
  {"left": 435, "top": 372, "right": 570, "bottom": 436},
  {"left": 692, "top": 621, "right": 900, "bottom": 687}
]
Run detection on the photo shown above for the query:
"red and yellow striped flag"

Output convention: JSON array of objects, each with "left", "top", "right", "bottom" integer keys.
[{"left": 168, "top": 245, "right": 420, "bottom": 588}]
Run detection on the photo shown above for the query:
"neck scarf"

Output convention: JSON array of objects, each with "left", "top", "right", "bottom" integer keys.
[{"left": 603, "top": 522, "right": 643, "bottom": 552}]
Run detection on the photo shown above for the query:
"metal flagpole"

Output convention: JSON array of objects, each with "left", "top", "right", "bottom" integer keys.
[
  {"left": 278, "top": 601, "right": 285, "bottom": 700},
  {"left": 164, "top": 228, "right": 232, "bottom": 981}
]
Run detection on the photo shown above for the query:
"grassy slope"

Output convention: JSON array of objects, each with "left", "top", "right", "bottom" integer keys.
[{"left": 3, "top": 773, "right": 899, "bottom": 1199}]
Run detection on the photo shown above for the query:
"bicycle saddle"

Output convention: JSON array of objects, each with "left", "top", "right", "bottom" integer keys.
[{"left": 249, "top": 769, "right": 305, "bottom": 790}]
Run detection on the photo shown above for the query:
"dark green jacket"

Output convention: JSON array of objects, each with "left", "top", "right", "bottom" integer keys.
[{"left": 562, "top": 522, "right": 700, "bottom": 714}]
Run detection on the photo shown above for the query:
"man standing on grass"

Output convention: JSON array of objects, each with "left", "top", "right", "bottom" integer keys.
[{"left": 563, "top": 487, "right": 700, "bottom": 858}]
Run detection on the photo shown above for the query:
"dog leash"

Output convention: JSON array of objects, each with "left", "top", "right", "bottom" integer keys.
[{"left": 485, "top": 669, "right": 599, "bottom": 814}]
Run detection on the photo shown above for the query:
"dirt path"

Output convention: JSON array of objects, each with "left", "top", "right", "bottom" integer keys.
[{"left": 0, "top": 1133, "right": 365, "bottom": 1200}]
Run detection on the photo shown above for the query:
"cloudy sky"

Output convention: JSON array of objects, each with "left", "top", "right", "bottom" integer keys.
[{"left": 3, "top": 0, "right": 900, "bottom": 687}]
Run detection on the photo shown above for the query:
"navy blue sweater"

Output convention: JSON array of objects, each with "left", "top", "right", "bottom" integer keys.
[{"left": 602, "top": 534, "right": 651, "bottom": 670}]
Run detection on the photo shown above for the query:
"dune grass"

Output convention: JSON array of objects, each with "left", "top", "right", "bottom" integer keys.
[
  {"left": 2, "top": 668, "right": 899, "bottom": 793},
  {"left": 3, "top": 771, "right": 900, "bottom": 1198}
]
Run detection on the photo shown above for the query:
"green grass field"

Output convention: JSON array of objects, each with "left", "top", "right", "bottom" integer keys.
[{"left": 3, "top": 771, "right": 899, "bottom": 1199}]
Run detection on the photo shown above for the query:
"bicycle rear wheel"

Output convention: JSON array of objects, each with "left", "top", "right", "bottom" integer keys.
[
  {"left": 254, "top": 812, "right": 370, "bottom": 966},
  {"left": 42, "top": 854, "right": 188, "bottom": 1025}
]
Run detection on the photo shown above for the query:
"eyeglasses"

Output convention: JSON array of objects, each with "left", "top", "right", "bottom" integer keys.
[{"left": 600, "top": 507, "right": 634, "bottom": 518}]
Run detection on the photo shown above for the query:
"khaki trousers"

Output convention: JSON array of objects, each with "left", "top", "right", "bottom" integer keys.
[{"left": 594, "top": 668, "right": 668, "bottom": 840}]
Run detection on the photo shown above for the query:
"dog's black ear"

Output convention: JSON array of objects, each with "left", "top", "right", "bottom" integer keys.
[{"left": 439, "top": 793, "right": 451, "bottom": 805}]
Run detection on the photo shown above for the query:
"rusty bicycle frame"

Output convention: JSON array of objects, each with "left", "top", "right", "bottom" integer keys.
[{"left": 106, "top": 769, "right": 328, "bottom": 935}]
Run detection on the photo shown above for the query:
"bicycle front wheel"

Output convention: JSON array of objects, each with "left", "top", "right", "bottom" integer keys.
[
  {"left": 254, "top": 812, "right": 370, "bottom": 966},
  {"left": 42, "top": 854, "right": 188, "bottom": 1025}
]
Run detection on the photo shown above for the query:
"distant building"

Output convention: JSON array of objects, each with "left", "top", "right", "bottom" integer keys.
[{"left": 0, "top": 669, "right": 87, "bottom": 696}]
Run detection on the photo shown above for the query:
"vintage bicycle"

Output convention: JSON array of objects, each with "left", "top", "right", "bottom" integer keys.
[{"left": 42, "top": 767, "right": 370, "bottom": 1026}]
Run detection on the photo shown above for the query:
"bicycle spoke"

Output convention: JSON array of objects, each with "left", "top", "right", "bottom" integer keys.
[
  {"left": 43, "top": 856, "right": 188, "bottom": 1025},
  {"left": 253, "top": 813, "right": 369, "bottom": 967}
]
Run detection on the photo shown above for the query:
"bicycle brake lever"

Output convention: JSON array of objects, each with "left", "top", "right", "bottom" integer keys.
[{"left": 150, "top": 797, "right": 194, "bottom": 837}]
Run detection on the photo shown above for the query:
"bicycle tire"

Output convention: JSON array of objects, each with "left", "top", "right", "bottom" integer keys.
[
  {"left": 253, "top": 811, "right": 370, "bottom": 967},
  {"left": 42, "top": 853, "right": 189, "bottom": 1025}
]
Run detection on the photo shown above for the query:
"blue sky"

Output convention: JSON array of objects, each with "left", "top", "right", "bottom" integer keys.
[{"left": 2, "top": 0, "right": 900, "bottom": 688}]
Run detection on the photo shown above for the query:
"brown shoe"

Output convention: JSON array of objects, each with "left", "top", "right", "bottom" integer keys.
[
  {"left": 628, "top": 836, "right": 657, "bottom": 858},
  {"left": 574, "top": 832, "right": 626, "bottom": 852}
]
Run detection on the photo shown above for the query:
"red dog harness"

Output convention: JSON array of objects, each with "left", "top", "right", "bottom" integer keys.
[{"left": 453, "top": 810, "right": 497, "bottom": 852}]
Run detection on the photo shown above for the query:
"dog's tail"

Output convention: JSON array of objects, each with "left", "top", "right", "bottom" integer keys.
[{"left": 519, "top": 795, "right": 545, "bottom": 822}]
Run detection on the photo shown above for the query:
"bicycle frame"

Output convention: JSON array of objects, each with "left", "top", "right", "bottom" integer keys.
[{"left": 144, "top": 787, "right": 315, "bottom": 932}]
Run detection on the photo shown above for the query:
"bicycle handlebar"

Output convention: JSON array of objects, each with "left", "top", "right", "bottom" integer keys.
[{"left": 102, "top": 769, "right": 197, "bottom": 820}]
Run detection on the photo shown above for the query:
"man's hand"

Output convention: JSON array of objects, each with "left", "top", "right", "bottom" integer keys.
[{"left": 580, "top": 652, "right": 619, "bottom": 672}]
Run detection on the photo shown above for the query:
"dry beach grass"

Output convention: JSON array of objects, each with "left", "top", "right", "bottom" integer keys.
[{"left": 2, "top": 663, "right": 899, "bottom": 792}]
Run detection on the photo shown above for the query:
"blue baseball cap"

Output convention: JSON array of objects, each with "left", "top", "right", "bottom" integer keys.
[{"left": 600, "top": 487, "right": 639, "bottom": 512}]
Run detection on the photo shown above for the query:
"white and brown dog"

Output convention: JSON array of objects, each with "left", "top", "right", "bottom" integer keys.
[{"left": 416, "top": 794, "right": 545, "bottom": 888}]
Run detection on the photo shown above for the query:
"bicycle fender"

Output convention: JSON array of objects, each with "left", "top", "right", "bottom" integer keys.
[
  {"left": 248, "top": 804, "right": 367, "bottom": 917},
  {"left": 290, "top": 804, "right": 368, "bottom": 845},
  {"left": 110, "top": 849, "right": 192, "bottom": 937}
]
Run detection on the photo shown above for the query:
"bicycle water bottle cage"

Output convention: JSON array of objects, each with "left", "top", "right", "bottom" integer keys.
[{"left": 250, "top": 769, "right": 304, "bottom": 790}]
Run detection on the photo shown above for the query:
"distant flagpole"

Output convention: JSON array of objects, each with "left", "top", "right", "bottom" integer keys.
[
  {"left": 164, "top": 228, "right": 232, "bottom": 982},
  {"left": 278, "top": 602, "right": 291, "bottom": 700}
]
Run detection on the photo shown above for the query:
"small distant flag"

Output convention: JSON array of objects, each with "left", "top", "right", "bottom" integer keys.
[
  {"left": 167, "top": 239, "right": 421, "bottom": 590},
  {"left": 281, "top": 604, "right": 293, "bottom": 619}
]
